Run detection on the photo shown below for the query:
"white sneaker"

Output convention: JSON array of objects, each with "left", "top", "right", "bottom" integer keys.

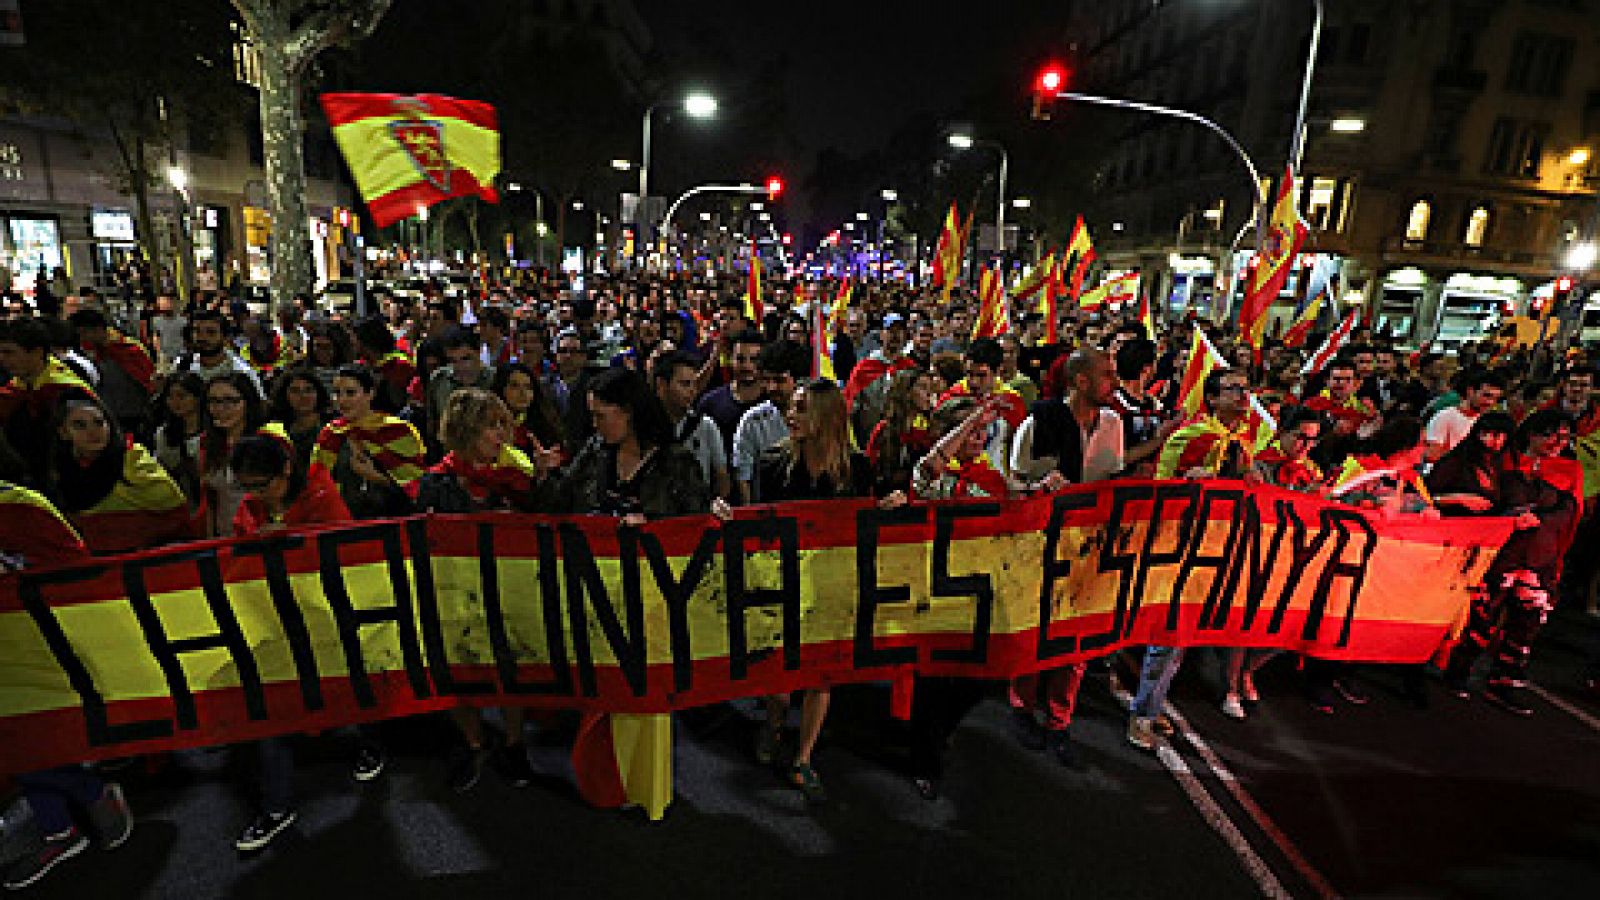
[{"left": 1221, "top": 694, "right": 1247, "bottom": 720}]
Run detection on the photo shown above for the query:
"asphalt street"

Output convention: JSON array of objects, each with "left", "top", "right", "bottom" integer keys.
[{"left": 5, "top": 612, "right": 1598, "bottom": 900}]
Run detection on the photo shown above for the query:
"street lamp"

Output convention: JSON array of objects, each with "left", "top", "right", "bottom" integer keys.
[
  {"left": 1328, "top": 117, "right": 1366, "bottom": 134},
  {"left": 1011, "top": 197, "right": 1032, "bottom": 209},
  {"left": 1568, "top": 242, "right": 1598, "bottom": 271},
  {"left": 880, "top": 188, "right": 898, "bottom": 202},
  {"left": 947, "top": 131, "right": 1009, "bottom": 260},
  {"left": 611, "top": 159, "right": 633, "bottom": 172},
  {"left": 640, "top": 90, "right": 718, "bottom": 205},
  {"left": 166, "top": 165, "right": 188, "bottom": 193}
]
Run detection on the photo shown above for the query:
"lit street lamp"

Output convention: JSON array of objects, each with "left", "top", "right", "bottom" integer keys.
[
  {"left": 947, "top": 131, "right": 1009, "bottom": 261},
  {"left": 640, "top": 91, "right": 717, "bottom": 206}
]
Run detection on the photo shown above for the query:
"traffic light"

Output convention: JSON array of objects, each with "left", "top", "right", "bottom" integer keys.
[
  {"left": 1549, "top": 275, "right": 1576, "bottom": 319},
  {"left": 1032, "top": 62, "right": 1068, "bottom": 121},
  {"left": 781, "top": 232, "right": 793, "bottom": 246},
  {"left": 766, "top": 176, "right": 784, "bottom": 200}
]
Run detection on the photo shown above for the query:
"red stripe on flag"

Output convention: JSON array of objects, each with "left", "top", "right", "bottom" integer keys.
[{"left": 319, "top": 93, "right": 498, "bottom": 131}]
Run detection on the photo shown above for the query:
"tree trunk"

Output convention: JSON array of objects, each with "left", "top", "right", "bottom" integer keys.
[
  {"left": 128, "top": 134, "right": 161, "bottom": 278},
  {"left": 254, "top": 32, "right": 313, "bottom": 312},
  {"left": 466, "top": 197, "right": 482, "bottom": 258}
]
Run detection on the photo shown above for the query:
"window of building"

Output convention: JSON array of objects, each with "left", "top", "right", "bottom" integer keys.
[
  {"left": 1505, "top": 31, "right": 1573, "bottom": 96},
  {"left": 1484, "top": 117, "right": 1550, "bottom": 177},
  {"left": 1305, "top": 177, "right": 1340, "bottom": 230},
  {"left": 231, "top": 22, "right": 261, "bottom": 88},
  {"left": 1464, "top": 206, "right": 1490, "bottom": 246},
  {"left": 1405, "top": 200, "right": 1431, "bottom": 241}
]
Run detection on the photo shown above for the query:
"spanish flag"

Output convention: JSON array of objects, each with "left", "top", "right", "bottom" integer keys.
[
  {"left": 1138, "top": 287, "right": 1156, "bottom": 340},
  {"left": 1078, "top": 272, "right": 1137, "bottom": 312},
  {"left": 1239, "top": 166, "right": 1307, "bottom": 351},
  {"left": 1282, "top": 257, "right": 1331, "bottom": 348},
  {"left": 931, "top": 201, "right": 962, "bottom": 290},
  {"left": 320, "top": 93, "right": 500, "bottom": 228},
  {"left": 1064, "top": 215, "right": 1096, "bottom": 301},
  {"left": 971, "top": 265, "right": 1008, "bottom": 339},
  {"left": 743, "top": 242, "right": 764, "bottom": 325},
  {"left": 813, "top": 294, "right": 836, "bottom": 381},
  {"left": 1176, "top": 326, "right": 1229, "bottom": 418}
]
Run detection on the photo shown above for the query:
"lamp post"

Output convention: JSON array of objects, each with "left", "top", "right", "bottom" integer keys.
[
  {"left": 1288, "top": 0, "right": 1325, "bottom": 175},
  {"left": 639, "top": 91, "right": 717, "bottom": 232},
  {"left": 166, "top": 165, "right": 194, "bottom": 308},
  {"left": 947, "top": 132, "right": 1009, "bottom": 264}
]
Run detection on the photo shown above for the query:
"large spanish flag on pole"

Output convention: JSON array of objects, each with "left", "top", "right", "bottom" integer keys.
[
  {"left": 1239, "top": 166, "right": 1307, "bottom": 352},
  {"left": 320, "top": 93, "right": 501, "bottom": 228}
]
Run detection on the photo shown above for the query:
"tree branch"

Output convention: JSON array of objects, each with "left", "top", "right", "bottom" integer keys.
[{"left": 285, "top": 0, "right": 393, "bottom": 73}]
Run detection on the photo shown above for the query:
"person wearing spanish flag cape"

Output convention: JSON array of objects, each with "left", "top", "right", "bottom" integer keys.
[
  {"left": 1129, "top": 368, "right": 1256, "bottom": 751},
  {"left": 0, "top": 317, "right": 99, "bottom": 484},
  {"left": 1006, "top": 348, "right": 1125, "bottom": 771},
  {"left": 1303, "top": 357, "right": 1379, "bottom": 471},
  {"left": 934, "top": 338, "right": 1026, "bottom": 483},
  {"left": 314, "top": 364, "right": 426, "bottom": 519},
  {"left": 1439, "top": 409, "right": 1584, "bottom": 717},
  {"left": 45, "top": 394, "right": 192, "bottom": 554}
]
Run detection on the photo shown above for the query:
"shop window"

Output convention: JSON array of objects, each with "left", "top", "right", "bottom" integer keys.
[
  {"left": 1464, "top": 206, "right": 1490, "bottom": 247},
  {"left": 1405, "top": 200, "right": 1431, "bottom": 241}
]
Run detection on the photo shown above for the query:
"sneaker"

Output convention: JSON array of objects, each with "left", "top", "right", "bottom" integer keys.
[
  {"left": 493, "top": 743, "right": 535, "bottom": 788},
  {"left": 352, "top": 745, "right": 386, "bottom": 782},
  {"left": 234, "top": 810, "right": 296, "bottom": 852},
  {"left": 1009, "top": 708, "right": 1046, "bottom": 753},
  {"left": 1240, "top": 673, "right": 1261, "bottom": 704},
  {"left": 88, "top": 782, "right": 133, "bottom": 849},
  {"left": 787, "top": 762, "right": 827, "bottom": 804},
  {"left": 447, "top": 745, "right": 487, "bottom": 794},
  {"left": 1221, "top": 694, "right": 1247, "bottom": 720},
  {"left": 1483, "top": 682, "right": 1534, "bottom": 717},
  {"left": 1127, "top": 717, "right": 1159, "bottom": 751},
  {"left": 3, "top": 828, "right": 88, "bottom": 890},
  {"left": 1046, "top": 729, "right": 1085, "bottom": 770},
  {"left": 1332, "top": 678, "right": 1370, "bottom": 705},
  {"left": 754, "top": 717, "right": 783, "bottom": 766}
]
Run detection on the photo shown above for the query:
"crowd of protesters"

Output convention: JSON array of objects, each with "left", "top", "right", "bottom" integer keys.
[{"left": 2, "top": 267, "right": 1596, "bottom": 888}]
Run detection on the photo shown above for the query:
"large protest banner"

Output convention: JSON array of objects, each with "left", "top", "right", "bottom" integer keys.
[{"left": 0, "top": 481, "right": 1511, "bottom": 774}]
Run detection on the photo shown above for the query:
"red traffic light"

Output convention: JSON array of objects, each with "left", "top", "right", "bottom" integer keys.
[
  {"left": 781, "top": 232, "right": 793, "bottom": 246},
  {"left": 1035, "top": 64, "right": 1067, "bottom": 94},
  {"left": 765, "top": 176, "right": 784, "bottom": 199},
  {"left": 1556, "top": 275, "right": 1575, "bottom": 293}
]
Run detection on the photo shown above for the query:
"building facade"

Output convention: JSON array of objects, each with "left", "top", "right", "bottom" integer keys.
[{"left": 1068, "top": 0, "right": 1600, "bottom": 349}]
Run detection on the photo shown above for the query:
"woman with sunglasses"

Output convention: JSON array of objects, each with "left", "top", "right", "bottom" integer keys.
[{"left": 1442, "top": 409, "right": 1583, "bottom": 716}]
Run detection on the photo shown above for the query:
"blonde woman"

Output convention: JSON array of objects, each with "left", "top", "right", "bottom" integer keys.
[{"left": 752, "top": 378, "right": 897, "bottom": 803}]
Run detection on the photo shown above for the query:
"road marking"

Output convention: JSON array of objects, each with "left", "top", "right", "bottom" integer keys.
[
  {"left": 1155, "top": 740, "right": 1293, "bottom": 900},
  {"left": 1526, "top": 682, "right": 1600, "bottom": 735},
  {"left": 1161, "top": 703, "right": 1341, "bottom": 900},
  {"left": 1110, "top": 670, "right": 1294, "bottom": 899}
]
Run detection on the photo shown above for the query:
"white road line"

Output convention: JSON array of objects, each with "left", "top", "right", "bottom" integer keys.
[
  {"left": 1526, "top": 682, "right": 1600, "bottom": 735},
  {"left": 1110, "top": 670, "right": 1293, "bottom": 899},
  {"left": 1156, "top": 740, "right": 1294, "bottom": 900},
  {"left": 1162, "top": 703, "right": 1341, "bottom": 900}
]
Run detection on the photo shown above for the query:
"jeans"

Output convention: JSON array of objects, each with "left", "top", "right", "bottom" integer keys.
[
  {"left": 1131, "top": 646, "right": 1186, "bottom": 718},
  {"left": 18, "top": 766, "right": 105, "bottom": 834},
  {"left": 256, "top": 737, "right": 294, "bottom": 814}
]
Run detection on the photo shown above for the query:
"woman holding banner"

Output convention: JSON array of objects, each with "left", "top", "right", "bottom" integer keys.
[
  {"left": 228, "top": 431, "right": 353, "bottom": 852},
  {"left": 411, "top": 387, "right": 558, "bottom": 794},
  {"left": 47, "top": 395, "right": 192, "bottom": 554},
  {"left": 752, "top": 377, "right": 883, "bottom": 803},
  {"left": 542, "top": 368, "right": 712, "bottom": 819},
  {"left": 198, "top": 373, "right": 269, "bottom": 537}
]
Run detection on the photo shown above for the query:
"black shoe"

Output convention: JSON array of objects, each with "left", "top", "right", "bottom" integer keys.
[
  {"left": 493, "top": 742, "right": 535, "bottom": 788},
  {"left": 1046, "top": 730, "right": 1085, "bottom": 771},
  {"left": 447, "top": 745, "right": 487, "bottom": 793},
  {"left": 1331, "top": 678, "right": 1370, "bottom": 705},
  {"left": 3, "top": 828, "right": 88, "bottom": 890},
  {"left": 1009, "top": 708, "right": 1046, "bottom": 752},
  {"left": 1483, "top": 682, "right": 1534, "bottom": 717},
  {"left": 787, "top": 762, "right": 828, "bottom": 804},
  {"left": 88, "top": 782, "right": 134, "bottom": 849},
  {"left": 912, "top": 777, "right": 940, "bottom": 801},
  {"left": 1307, "top": 686, "right": 1337, "bottom": 715},
  {"left": 235, "top": 810, "right": 296, "bottom": 852},
  {"left": 353, "top": 744, "right": 386, "bottom": 782}
]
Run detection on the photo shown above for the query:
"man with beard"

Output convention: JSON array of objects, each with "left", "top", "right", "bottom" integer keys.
[
  {"left": 696, "top": 330, "right": 766, "bottom": 461},
  {"left": 170, "top": 308, "right": 261, "bottom": 396},
  {"left": 731, "top": 340, "right": 809, "bottom": 503}
]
